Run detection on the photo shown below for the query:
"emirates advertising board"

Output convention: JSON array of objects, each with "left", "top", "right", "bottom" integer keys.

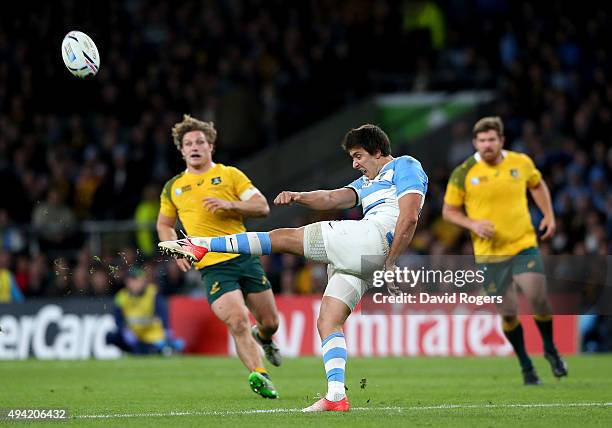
[{"left": 0, "top": 297, "right": 578, "bottom": 360}]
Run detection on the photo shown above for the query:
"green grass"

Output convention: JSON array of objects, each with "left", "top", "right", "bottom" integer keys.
[{"left": 2, "top": 356, "right": 611, "bottom": 427}]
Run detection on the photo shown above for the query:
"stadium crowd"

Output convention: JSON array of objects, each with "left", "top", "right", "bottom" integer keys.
[{"left": 0, "top": 0, "right": 609, "bottom": 317}]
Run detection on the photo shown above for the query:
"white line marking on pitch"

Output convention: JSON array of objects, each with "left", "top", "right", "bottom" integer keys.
[{"left": 76, "top": 402, "right": 612, "bottom": 419}]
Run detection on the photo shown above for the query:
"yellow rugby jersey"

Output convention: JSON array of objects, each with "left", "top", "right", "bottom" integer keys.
[
  {"left": 444, "top": 151, "right": 542, "bottom": 260},
  {"left": 0, "top": 270, "right": 13, "bottom": 302},
  {"left": 160, "top": 163, "right": 255, "bottom": 268},
  {"left": 115, "top": 284, "right": 165, "bottom": 344}
]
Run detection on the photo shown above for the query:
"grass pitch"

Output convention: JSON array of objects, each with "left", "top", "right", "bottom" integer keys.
[{"left": 2, "top": 355, "right": 611, "bottom": 427}]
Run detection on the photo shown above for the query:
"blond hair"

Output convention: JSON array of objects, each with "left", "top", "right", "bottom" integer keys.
[
  {"left": 472, "top": 116, "right": 504, "bottom": 138},
  {"left": 171, "top": 114, "right": 218, "bottom": 151}
]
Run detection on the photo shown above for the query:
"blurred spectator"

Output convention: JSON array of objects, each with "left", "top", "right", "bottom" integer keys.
[
  {"left": 156, "top": 260, "right": 186, "bottom": 296},
  {"left": 31, "top": 187, "right": 78, "bottom": 252},
  {"left": 47, "top": 257, "right": 71, "bottom": 297},
  {"left": 0, "top": 209, "right": 26, "bottom": 253},
  {"left": 13, "top": 255, "right": 29, "bottom": 294},
  {"left": 134, "top": 184, "right": 161, "bottom": 256},
  {"left": 294, "top": 261, "right": 326, "bottom": 295},
  {"left": 27, "top": 253, "right": 50, "bottom": 297},
  {"left": 0, "top": 251, "right": 24, "bottom": 303},
  {"left": 105, "top": 266, "right": 184, "bottom": 355},
  {"left": 91, "top": 267, "right": 113, "bottom": 297},
  {"left": 279, "top": 254, "right": 299, "bottom": 294},
  {"left": 72, "top": 264, "right": 93, "bottom": 297},
  {"left": 93, "top": 145, "right": 141, "bottom": 219},
  {"left": 446, "top": 121, "right": 473, "bottom": 166}
]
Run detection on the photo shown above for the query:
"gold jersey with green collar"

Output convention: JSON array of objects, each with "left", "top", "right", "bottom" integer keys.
[
  {"left": 160, "top": 163, "right": 256, "bottom": 268},
  {"left": 444, "top": 150, "right": 542, "bottom": 261}
]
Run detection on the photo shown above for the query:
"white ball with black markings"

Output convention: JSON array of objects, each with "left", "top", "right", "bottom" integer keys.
[{"left": 61, "top": 31, "right": 100, "bottom": 78}]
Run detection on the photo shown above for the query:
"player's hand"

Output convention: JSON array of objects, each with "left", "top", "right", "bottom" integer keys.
[
  {"left": 176, "top": 258, "right": 192, "bottom": 272},
  {"left": 470, "top": 220, "right": 495, "bottom": 239},
  {"left": 383, "top": 261, "right": 402, "bottom": 296},
  {"left": 539, "top": 215, "right": 556, "bottom": 240},
  {"left": 274, "top": 191, "right": 301, "bottom": 206},
  {"left": 203, "top": 197, "right": 235, "bottom": 214}
]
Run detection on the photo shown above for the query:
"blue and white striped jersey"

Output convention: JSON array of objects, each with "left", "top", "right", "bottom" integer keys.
[{"left": 345, "top": 155, "right": 428, "bottom": 236}]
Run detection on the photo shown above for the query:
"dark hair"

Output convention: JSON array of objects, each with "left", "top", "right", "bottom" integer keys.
[
  {"left": 473, "top": 116, "right": 504, "bottom": 138},
  {"left": 341, "top": 124, "right": 391, "bottom": 156}
]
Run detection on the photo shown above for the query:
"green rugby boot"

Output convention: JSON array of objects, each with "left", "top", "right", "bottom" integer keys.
[{"left": 248, "top": 371, "right": 279, "bottom": 399}]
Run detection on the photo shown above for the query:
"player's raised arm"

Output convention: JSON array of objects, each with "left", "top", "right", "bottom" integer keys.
[{"left": 274, "top": 188, "right": 357, "bottom": 211}]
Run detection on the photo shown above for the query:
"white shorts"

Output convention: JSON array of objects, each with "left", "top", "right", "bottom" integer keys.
[{"left": 303, "top": 220, "right": 388, "bottom": 310}]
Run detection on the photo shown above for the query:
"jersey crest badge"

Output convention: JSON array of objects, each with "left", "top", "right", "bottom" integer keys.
[
  {"left": 211, "top": 177, "right": 222, "bottom": 185},
  {"left": 510, "top": 169, "right": 519, "bottom": 178},
  {"left": 210, "top": 281, "right": 221, "bottom": 295}
]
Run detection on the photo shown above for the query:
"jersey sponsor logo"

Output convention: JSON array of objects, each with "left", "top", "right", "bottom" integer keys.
[
  {"left": 210, "top": 281, "right": 221, "bottom": 295},
  {"left": 472, "top": 176, "right": 489, "bottom": 185},
  {"left": 211, "top": 177, "right": 222, "bottom": 185},
  {"left": 175, "top": 185, "right": 192, "bottom": 195},
  {"left": 229, "top": 237, "right": 235, "bottom": 251}
]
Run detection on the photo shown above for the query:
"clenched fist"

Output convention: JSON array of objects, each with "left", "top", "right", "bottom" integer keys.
[{"left": 274, "top": 191, "right": 301, "bottom": 206}]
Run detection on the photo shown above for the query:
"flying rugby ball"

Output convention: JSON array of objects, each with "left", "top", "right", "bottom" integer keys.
[{"left": 61, "top": 31, "right": 100, "bottom": 78}]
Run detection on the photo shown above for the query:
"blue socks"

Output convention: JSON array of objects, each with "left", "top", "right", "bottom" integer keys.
[
  {"left": 208, "top": 232, "right": 272, "bottom": 255},
  {"left": 322, "top": 332, "right": 347, "bottom": 401}
]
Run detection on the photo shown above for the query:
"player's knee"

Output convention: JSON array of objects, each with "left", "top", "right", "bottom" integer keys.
[
  {"left": 260, "top": 314, "right": 279, "bottom": 335},
  {"left": 317, "top": 314, "right": 341, "bottom": 337},
  {"left": 225, "top": 313, "right": 250, "bottom": 336}
]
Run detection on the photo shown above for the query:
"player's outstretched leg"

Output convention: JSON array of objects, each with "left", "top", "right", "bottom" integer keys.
[
  {"left": 158, "top": 232, "right": 273, "bottom": 262},
  {"left": 534, "top": 315, "right": 568, "bottom": 378},
  {"left": 159, "top": 228, "right": 306, "bottom": 262}
]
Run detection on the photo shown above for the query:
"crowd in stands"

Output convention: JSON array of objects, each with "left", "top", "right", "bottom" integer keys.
[{"left": 0, "top": 1, "right": 609, "bottom": 306}]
